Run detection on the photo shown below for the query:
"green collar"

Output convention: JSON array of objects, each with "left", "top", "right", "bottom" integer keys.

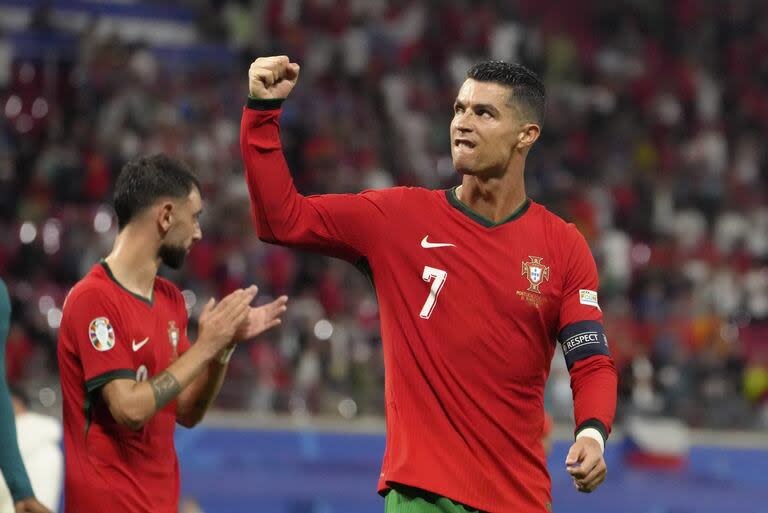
[
  {"left": 445, "top": 186, "right": 531, "bottom": 228},
  {"left": 100, "top": 260, "right": 154, "bottom": 306}
]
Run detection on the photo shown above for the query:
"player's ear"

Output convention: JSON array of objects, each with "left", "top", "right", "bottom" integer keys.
[
  {"left": 517, "top": 123, "right": 540, "bottom": 149},
  {"left": 157, "top": 201, "right": 175, "bottom": 234}
]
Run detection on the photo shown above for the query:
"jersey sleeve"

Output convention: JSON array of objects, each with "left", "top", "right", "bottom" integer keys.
[
  {"left": 240, "top": 100, "right": 398, "bottom": 262},
  {"left": 558, "top": 225, "right": 603, "bottom": 330},
  {"left": 557, "top": 225, "right": 610, "bottom": 368},
  {"left": 62, "top": 290, "right": 135, "bottom": 392},
  {"left": 558, "top": 225, "right": 617, "bottom": 441}
]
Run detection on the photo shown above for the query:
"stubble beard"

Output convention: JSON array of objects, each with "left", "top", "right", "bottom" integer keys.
[{"left": 158, "top": 242, "right": 188, "bottom": 270}]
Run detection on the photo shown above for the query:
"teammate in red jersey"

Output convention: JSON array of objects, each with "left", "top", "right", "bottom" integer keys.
[
  {"left": 57, "top": 155, "right": 287, "bottom": 513},
  {"left": 241, "top": 56, "right": 617, "bottom": 513}
]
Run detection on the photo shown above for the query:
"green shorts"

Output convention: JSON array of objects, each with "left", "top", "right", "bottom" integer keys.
[{"left": 384, "top": 484, "right": 482, "bottom": 513}]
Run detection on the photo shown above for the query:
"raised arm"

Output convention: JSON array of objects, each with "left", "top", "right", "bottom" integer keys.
[{"left": 241, "top": 55, "right": 396, "bottom": 262}]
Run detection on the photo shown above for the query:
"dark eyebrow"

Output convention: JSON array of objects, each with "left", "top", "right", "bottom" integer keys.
[
  {"left": 453, "top": 100, "right": 500, "bottom": 116},
  {"left": 473, "top": 103, "right": 500, "bottom": 116}
]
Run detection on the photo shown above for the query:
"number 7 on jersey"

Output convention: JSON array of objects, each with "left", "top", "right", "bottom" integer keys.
[{"left": 419, "top": 266, "right": 447, "bottom": 319}]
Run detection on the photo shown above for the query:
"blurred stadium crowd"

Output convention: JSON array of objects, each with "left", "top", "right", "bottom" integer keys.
[{"left": 0, "top": 0, "right": 766, "bottom": 429}]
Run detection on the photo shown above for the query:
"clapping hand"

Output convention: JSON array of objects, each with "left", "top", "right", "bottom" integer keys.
[{"left": 233, "top": 294, "right": 288, "bottom": 342}]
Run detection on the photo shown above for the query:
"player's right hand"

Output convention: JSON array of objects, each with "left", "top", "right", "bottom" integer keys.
[
  {"left": 15, "top": 497, "right": 52, "bottom": 513},
  {"left": 248, "top": 56, "right": 300, "bottom": 100},
  {"left": 197, "top": 286, "right": 259, "bottom": 353},
  {"left": 565, "top": 437, "right": 607, "bottom": 493}
]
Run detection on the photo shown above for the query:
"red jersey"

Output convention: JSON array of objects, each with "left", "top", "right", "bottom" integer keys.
[
  {"left": 57, "top": 262, "right": 191, "bottom": 513},
  {"left": 241, "top": 103, "right": 617, "bottom": 512}
]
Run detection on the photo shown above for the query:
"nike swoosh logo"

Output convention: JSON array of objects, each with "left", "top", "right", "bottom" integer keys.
[
  {"left": 421, "top": 236, "right": 456, "bottom": 249},
  {"left": 132, "top": 337, "right": 149, "bottom": 351}
]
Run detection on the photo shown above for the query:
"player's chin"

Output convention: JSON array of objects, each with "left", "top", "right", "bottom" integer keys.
[
  {"left": 452, "top": 156, "right": 478, "bottom": 176},
  {"left": 453, "top": 163, "right": 485, "bottom": 177}
]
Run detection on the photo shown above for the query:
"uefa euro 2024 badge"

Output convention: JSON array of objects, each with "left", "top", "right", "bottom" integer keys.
[{"left": 89, "top": 317, "right": 115, "bottom": 352}]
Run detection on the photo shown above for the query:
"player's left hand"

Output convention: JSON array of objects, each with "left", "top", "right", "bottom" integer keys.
[
  {"left": 15, "top": 497, "right": 52, "bottom": 513},
  {"left": 233, "top": 295, "right": 288, "bottom": 342},
  {"left": 565, "top": 437, "right": 607, "bottom": 493}
]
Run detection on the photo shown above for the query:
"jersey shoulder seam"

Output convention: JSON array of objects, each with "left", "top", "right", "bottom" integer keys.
[
  {"left": 65, "top": 278, "right": 114, "bottom": 305},
  {"left": 62, "top": 278, "right": 123, "bottom": 321}
]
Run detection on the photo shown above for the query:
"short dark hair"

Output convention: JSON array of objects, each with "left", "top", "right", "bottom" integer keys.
[
  {"left": 114, "top": 154, "right": 201, "bottom": 230},
  {"left": 466, "top": 60, "right": 546, "bottom": 125}
]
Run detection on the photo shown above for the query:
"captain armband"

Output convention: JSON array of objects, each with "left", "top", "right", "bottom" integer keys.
[{"left": 558, "top": 320, "right": 610, "bottom": 370}]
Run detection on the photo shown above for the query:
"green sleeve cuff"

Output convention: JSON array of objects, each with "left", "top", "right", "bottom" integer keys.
[
  {"left": 246, "top": 97, "right": 285, "bottom": 110},
  {"left": 83, "top": 369, "right": 137, "bottom": 435},
  {"left": 85, "top": 369, "right": 137, "bottom": 393}
]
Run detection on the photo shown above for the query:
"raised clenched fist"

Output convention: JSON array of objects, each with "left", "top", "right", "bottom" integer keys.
[{"left": 248, "top": 56, "right": 300, "bottom": 100}]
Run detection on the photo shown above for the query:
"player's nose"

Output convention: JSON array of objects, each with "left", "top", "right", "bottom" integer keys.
[{"left": 453, "top": 115, "right": 473, "bottom": 134}]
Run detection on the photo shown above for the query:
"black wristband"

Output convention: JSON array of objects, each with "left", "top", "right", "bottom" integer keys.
[
  {"left": 575, "top": 417, "right": 609, "bottom": 442},
  {"left": 246, "top": 97, "right": 285, "bottom": 110}
]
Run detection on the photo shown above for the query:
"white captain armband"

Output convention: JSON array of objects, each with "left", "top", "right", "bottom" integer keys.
[{"left": 558, "top": 320, "right": 610, "bottom": 370}]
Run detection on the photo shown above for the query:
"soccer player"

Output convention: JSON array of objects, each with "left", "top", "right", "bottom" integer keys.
[
  {"left": 0, "top": 278, "right": 50, "bottom": 513},
  {"left": 241, "top": 56, "right": 617, "bottom": 512},
  {"left": 57, "top": 155, "right": 288, "bottom": 513}
]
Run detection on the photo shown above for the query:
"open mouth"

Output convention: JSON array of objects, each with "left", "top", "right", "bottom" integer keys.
[{"left": 454, "top": 139, "right": 476, "bottom": 149}]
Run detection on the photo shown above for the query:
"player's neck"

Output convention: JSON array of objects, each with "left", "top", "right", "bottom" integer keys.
[
  {"left": 457, "top": 174, "right": 527, "bottom": 223},
  {"left": 104, "top": 226, "right": 159, "bottom": 300}
]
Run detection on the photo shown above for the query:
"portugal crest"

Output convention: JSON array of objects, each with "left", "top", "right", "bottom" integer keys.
[
  {"left": 168, "top": 320, "right": 179, "bottom": 357},
  {"left": 522, "top": 256, "right": 550, "bottom": 294}
]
